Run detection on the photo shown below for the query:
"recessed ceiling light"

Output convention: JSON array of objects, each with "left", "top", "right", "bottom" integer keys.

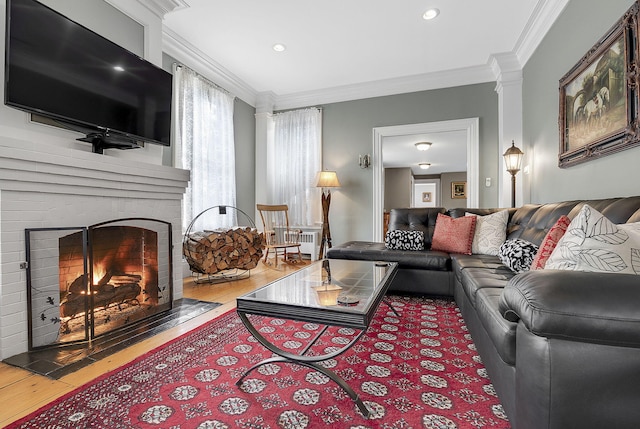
[
  {"left": 423, "top": 8, "right": 440, "bottom": 20},
  {"left": 272, "top": 43, "right": 286, "bottom": 52},
  {"left": 418, "top": 162, "right": 431, "bottom": 170},
  {"left": 415, "top": 142, "right": 432, "bottom": 151},
  {"left": 113, "top": 66, "right": 125, "bottom": 72}
]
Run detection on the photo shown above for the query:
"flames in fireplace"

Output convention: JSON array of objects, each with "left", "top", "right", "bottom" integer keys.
[{"left": 57, "top": 225, "right": 162, "bottom": 342}]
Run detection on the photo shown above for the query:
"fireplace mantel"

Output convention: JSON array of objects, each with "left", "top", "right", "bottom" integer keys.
[
  {"left": 0, "top": 137, "right": 188, "bottom": 198},
  {"left": 0, "top": 137, "right": 190, "bottom": 360}
]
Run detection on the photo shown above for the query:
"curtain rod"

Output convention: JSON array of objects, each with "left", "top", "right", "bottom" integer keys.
[
  {"left": 274, "top": 106, "right": 323, "bottom": 115},
  {"left": 173, "top": 62, "right": 235, "bottom": 99}
]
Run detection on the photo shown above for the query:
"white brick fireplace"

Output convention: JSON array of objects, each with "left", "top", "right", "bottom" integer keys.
[{"left": 0, "top": 137, "right": 190, "bottom": 360}]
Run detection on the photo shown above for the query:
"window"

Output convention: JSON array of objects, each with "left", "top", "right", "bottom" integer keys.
[
  {"left": 174, "top": 65, "right": 236, "bottom": 230},
  {"left": 269, "top": 108, "right": 322, "bottom": 226}
]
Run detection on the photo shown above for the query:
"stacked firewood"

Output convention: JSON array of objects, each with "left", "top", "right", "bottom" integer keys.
[{"left": 183, "top": 227, "right": 264, "bottom": 274}]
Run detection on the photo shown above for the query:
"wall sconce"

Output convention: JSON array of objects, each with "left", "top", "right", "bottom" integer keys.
[
  {"left": 358, "top": 154, "right": 371, "bottom": 169},
  {"left": 503, "top": 140, "right": 524, "bottom": 208}
]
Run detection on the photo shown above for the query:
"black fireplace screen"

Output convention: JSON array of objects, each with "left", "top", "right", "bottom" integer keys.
[{"left": 25, "top": 218, "right": 173, "bottom": 350}]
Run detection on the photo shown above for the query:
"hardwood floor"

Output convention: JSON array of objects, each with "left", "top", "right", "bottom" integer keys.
[{"left": 0, "top": 263, "right": 301, "bottom": 427}]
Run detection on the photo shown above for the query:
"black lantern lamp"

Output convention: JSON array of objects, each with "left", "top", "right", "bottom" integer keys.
[{"left": 503, "top": 140, "right": 524, "bottom": 208}]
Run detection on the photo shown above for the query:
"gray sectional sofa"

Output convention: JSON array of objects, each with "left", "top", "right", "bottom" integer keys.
[{"left": 327, "top": 196, "right": 640, "bottom": 429}]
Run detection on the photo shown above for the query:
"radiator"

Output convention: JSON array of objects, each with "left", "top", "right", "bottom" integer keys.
[
  {"left": 285, "top": 230, "right": 318, "bottom": 261},
  {"left": 299, "top": 231, "right": 320, "bottom": 261}
]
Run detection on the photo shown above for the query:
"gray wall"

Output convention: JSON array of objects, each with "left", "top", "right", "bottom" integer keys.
[
  {"left": 523, "top": 0, "right": 638, "bottom": 203},
  {"left": 233, "top": 99, "right": 257, "bottom": 220},
  {"left": 40, "top": 0, "right": 143, "bottom": 56},
  {"left": 384, "top": 168, "right": 412, "bottom": 211},
  {"left": 441, "top": 172, "right": 468, "bottom": 209},
  {"left": 321, "top": 83, "right": 499, "bottom": 243}
]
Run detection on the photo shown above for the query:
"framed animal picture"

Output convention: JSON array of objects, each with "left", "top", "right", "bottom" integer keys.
[
  {"left": 451, "top": 182, "right": 467, "bottom": 199},
  {"left": 558, "top": 2, "right": 640, "bottom": 167}
]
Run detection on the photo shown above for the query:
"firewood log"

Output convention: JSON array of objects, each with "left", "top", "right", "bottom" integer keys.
[{"left": 183, "top": 227, "right": 264, "bottom": 274}]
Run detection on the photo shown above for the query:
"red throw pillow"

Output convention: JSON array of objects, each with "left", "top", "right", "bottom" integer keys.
[
  {"left": 431, "top": 213, "right": 477, "bottom": 255},
  {"left": 531, "top": 215, "right": 571, "bottom": 270}
]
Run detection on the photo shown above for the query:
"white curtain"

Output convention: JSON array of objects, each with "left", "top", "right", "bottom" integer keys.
[
  {"left": 174, "top": 65, "right": 237, "bottom": 231},
  {"left": 269, "top": 108, "right": 322, "bottom": 226}
]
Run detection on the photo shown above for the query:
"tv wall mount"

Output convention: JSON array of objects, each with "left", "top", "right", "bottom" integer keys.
[{"left": 77, "top": 132, "right": 142, "bottom": 154}]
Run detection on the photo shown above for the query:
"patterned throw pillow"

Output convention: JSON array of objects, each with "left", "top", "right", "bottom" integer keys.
[
  {"left": 545, "top": 205, "right": 640, "bottom": 274},
  {"left": 530, "top": 215, "right": 571, "bottom": 270},
  {"left": 385, "top": 230, "right": 425, "bottom": 251},
  {"left": 498, "top": 238, "right": 539, "bottom": 273},
  {"left": 466, "top": 210, "right": 509, "bottom": 256},
  {"left": 431, "top": 213, "right": 477, "bottom": 255}
]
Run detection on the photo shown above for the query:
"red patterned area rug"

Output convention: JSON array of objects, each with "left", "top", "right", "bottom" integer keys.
[{"left": 8, "top": 296, "right": 511, "bottom": 429}]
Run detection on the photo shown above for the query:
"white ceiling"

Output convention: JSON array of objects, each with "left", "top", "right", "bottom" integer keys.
[
  {"left": 383, "top": 130, "right": 467, "bottom": 176},
  {"left": 162, "top": 0, "right": 558, "bottom": 103},
  {"left": 160, "top": 0, "right": 563, "bottom": 172}
]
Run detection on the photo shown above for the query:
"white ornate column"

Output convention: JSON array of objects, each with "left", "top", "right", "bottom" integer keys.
[{"left": 490, "top": 53, "right": 526, "bottom": 207}]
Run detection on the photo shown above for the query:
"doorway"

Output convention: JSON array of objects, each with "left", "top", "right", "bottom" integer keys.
[{"left": 372, "top": 118, "right": 479, "bottom": 241}]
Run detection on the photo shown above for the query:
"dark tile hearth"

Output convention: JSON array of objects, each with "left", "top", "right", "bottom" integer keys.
[{"left": 3, "top": 298, "right": 221, "bottom": 379}]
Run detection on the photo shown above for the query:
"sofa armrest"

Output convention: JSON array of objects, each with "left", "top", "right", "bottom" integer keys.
[{"left": 499, "top": 270, "right": 640, "bottom": 347}]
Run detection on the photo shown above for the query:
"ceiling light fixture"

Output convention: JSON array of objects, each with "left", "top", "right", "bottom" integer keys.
[
  {"left": 418, "top": 162, "right": 431, "bottom": 170},
  {"left": 272, "top": 43, "right": 286, "bottom": 52},
  {"left": 423, "top": 8, "right": 440, "bottom": 20},
  {"left": 113, "top": 66, "right": 125, "bottom": 72},
  {"left": 415, "top": 142, "right": 432, "bottom": 151}
]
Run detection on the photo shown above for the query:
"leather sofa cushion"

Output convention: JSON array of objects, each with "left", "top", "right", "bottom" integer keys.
[
  {"left": 388, "top": 207, "right": 446, "bottom": 249},
  {"left": 459, "top": 266, "right": 514, "bottom": 307},
  {"left": 507, "top": 202, "right": 574, "bottom": 245},
  {"left": 448, "top": 207, "right": 517, "bottom": 219},
  {"left": 326, "top": 241, "right": 450, "bottom": 271},
  {"left": 451, "top": 254, "right": 510, "bottom": 288},
  {"left": 505, "top": 197, "right": 640, "bottom": 246},
  {"left": 475, "top": 288, "right": 517, "bottom": 365},
  {"left": 500, "top": 270, "right": 640, "bottom": 347}
]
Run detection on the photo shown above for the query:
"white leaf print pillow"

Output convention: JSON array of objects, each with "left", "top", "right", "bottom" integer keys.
[
  {"left": 545, "top": 204, "right": 640, "bottom": 274},
  {"left": 466, "top": 210, "right": 509, "bottom": 256}
]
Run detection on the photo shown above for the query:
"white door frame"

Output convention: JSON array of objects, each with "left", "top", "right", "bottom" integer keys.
[{"left": 372, "top": 118, "right": 479, "bottom": 241}]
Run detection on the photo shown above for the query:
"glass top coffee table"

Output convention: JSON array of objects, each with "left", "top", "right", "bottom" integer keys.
[{"left": 236, "top": 259, "right": 398, "bottom": 417}]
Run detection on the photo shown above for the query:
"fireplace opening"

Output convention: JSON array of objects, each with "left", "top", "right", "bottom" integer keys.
[{"left": 26, "top": 218, "right": 173, "bottom": 350}]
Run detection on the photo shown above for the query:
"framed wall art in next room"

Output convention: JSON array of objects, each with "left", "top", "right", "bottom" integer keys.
[{"left": 451, "top": 182, "right": 467, "bottom": 199}]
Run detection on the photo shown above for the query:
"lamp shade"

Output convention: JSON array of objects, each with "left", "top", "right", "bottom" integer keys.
[
  {"left": 315, "top": 171, "right": 341, "bottom": 188},
  {"left": 503, "top": 141, "right": 524, "bottom": 174}
]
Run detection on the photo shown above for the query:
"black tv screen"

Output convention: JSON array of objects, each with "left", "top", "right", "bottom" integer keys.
[{"left": 5, "top": 0, "right": 172, "bottom": 151}]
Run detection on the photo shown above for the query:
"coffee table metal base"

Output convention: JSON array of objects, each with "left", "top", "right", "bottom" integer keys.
[{"left": 236, "top": 311, "right": 372, "bottom": 417}]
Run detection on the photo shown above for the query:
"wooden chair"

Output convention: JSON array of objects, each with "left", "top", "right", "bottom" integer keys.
[{"left": 256, "top": 204, "right": 305, "bottom": 268}]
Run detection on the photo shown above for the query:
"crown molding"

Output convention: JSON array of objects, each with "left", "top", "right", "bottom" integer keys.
[
  {"left": 488, "top": 52, "right": 523, "bottom": 89},
  {"left": 162, "top": 27, "right": 258, "bottom": 106},
  {"left": 256, "top": 92, "right": 277, "bottom": 114},
  {"left": 515, "top": 0, "right": 570, "bottom": 66},
  {"left": 137, "top": 0, "right": 189, "bottom": 18},
  {"left": 273, "top": 65, "right": 496, "bottom": 110}
]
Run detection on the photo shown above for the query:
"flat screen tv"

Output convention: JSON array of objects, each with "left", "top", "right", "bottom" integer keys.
[{"left": 5, "top": 0, "right": 172, "bottom": 153}]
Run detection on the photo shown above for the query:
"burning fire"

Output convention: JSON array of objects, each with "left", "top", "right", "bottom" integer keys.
[{"left": 93, "top": 263, "right": 107, "bottom": 286}]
